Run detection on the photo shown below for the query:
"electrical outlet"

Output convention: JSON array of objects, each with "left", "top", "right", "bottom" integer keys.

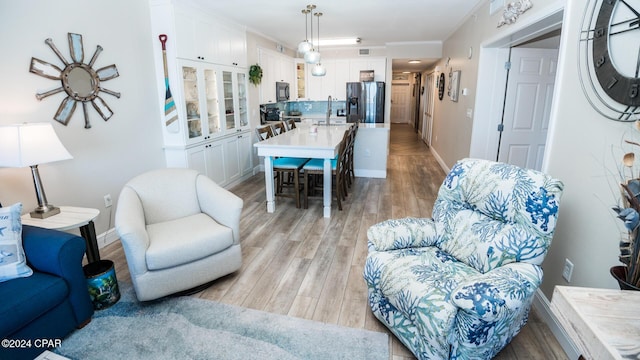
[
  {"left": 562, "top": 258, "right": 574, "bottom": 282},
  {"left": 103, "top": 194, "right": 112, "bottom": 208}
]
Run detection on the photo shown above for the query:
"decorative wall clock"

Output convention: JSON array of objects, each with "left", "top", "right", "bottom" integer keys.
[
  {"left": 30, "top": 33, "right": 121, "bottom": 128},
  {"left": 579, "top": 0, "right": 640, "bottom": 121}
]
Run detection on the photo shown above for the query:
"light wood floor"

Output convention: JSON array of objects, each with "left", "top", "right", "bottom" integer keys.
[{"left": 101, "top": 123, "right": 568, "bottom": 360}]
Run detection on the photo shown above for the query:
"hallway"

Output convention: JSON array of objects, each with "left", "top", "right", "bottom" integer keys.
[{"left": 389, "top": 122, "right": 429, "bottom": 156}]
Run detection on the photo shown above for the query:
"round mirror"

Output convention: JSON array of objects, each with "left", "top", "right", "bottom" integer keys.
[{"left": 61, "top": 63, "right": 99, "bottom": 101}]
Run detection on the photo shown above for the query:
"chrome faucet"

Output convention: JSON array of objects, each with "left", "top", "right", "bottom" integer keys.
[{"left": 326, "top": 95, "right": 332, "bottom": 126}]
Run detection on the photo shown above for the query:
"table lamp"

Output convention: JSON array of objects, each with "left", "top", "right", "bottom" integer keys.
[{"left": 0, "top": 123, "right": 73, "bottom": 218}]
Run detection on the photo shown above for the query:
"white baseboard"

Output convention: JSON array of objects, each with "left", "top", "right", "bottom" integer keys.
[
  {"left": 429, "top": 147, "right": 450, "bottom": 174},
  {"left": 354, "top": 169, "right": 387, "bottom": 178},
  {"left": 97, "top": 227, "right": 119, "bottom": 249},
  {"left": 532, "top": 289, "right": 581, "bottom": 360}
]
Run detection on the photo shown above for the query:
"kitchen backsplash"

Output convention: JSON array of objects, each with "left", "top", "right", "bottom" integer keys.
[{"left": 261, "top": 100, "right": 346, "bottom": 116}]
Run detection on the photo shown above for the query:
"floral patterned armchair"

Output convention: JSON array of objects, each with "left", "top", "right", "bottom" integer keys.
[{"left": 364, "top": 158, "right": 563, "bottom": 359}]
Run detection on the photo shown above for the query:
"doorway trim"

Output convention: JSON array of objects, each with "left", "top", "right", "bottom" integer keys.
[
  {"left": 468, "top": 3, "right": 580, "bottom": 359},
  {"left": 469, "top": 4, "right": 564, "bottom": 172}
]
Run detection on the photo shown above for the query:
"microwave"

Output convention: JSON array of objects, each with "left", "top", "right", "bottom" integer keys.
[{"left": 276, "top": 82, "right": 290, "bottom": 102}]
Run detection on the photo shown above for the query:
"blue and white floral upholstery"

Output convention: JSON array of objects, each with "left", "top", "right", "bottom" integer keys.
[{"left": 364, "top": 158, "right": 563, "bottom": 359}]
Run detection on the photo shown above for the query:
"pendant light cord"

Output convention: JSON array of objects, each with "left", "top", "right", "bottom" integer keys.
[
  {"left": 315, "top": 12, "right": 322, "bottom": 53},
  {"left": 302, "top": 9, "right": 309, "bottom": 42}
]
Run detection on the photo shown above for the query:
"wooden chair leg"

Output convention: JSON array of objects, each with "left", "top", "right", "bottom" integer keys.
[
  {"left": 294, "top": 169, "right": 301, "bottom": 208},
  {"left": 303, "top": 172, "right": 309, "bottom": 209}
]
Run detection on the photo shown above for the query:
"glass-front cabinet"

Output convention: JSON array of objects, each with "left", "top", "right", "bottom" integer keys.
[
  {"left": 179, "top": 62, "right": 248, "bottom": 144},
  {"left": 221, "top": 68, "right": 249, "bottom": 133},
  {"left": 223, "top": 71, "right": 235, "bottom": 131},
  {"left": 236, "top": 72, "right": 248, "bottom": 128},
  {"left": 180, "top": 61, "right": 221, "bottom": 144},
  {"left": 204, "top": 69, "right": 221, "bottom": 136}
]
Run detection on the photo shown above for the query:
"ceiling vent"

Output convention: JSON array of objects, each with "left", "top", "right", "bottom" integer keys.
[{"left": 358, "top": 49, "right": 370, "bottom": 56}]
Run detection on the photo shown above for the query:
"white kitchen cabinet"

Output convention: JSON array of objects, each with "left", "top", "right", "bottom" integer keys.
[
  {"left": 349, "top": 58, "right": 387, "bottom": 82},
  {"left": 213, "top": 21, "right": 247, "bottom": 67},
  {"left": 305, "top": 59, "right": 345, "bottom": 101},
  {"left": 166, "top": 130, "right": 253, "bottom": 187},
  {"left": 305, "top": 63, "right": 323, "bottom": 100},
  {"left": 222, "top": 132, "right": 253, "bottom": 184},
  {"left": 259, "top": 50, "right": 276, "bottom": 103},
  {"left": 223, "top": 136, "right": 241, "bottom": 184},
  {"left": 279, "top": 56, "right": 295, "bottom": 85},
  {"left": 150, "top": 0, "right": 247, "bottom": 66},
  {"left": 173, "top": 6, "right": 215, "bottom": 61},
  {"left": 333, "top": 59, "right": 350, "bottom": 100},
  {"left": 258, "top": 48, "right": 295, "bottom": 103},
  {"left": 186, "top": 141, "right": 226, "bottom": 185},
  {"left": 237, "top": 131, "right": 253, "bottom": 175},
  {"left": 301, "top": 58, "right": 356, "bottom": 101}
]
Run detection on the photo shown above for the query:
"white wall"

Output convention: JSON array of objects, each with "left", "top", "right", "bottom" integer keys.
[
  {"left": 431, "top": 0, "right": 627, "bottom": 301},
  {"left": 0, "top": 0, "right": 165, "bottom": 239}
]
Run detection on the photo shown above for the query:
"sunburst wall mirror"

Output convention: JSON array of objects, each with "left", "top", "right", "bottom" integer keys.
[{"left": 29, "top": 33, "right": 120, "bottom": 129}]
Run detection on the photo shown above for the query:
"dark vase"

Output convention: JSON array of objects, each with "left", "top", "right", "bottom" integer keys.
[{"left": 610, "top": 266, "right": 640, "bottom": 291}]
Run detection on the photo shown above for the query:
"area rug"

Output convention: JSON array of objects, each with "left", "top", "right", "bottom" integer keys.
[{"left": 55, "top": 284, "right": 389, "bottom": 360}]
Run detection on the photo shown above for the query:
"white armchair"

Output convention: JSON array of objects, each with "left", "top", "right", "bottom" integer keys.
[{"left": 115, "top": 168, "right": 243, "bottom": 301}]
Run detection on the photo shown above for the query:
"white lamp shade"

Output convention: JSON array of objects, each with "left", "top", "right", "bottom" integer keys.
[
  {"left": 297, "top": 40, "right": 313, "bottom": 54},
  {"left": 311, "top": 63, "right": 326, "bottom": 76},
  {"left": 304, "top": 50, "right": 321, "bottom": 64},
  {"left": 0, "top": 123, "right": 72, "bottom": 168}
]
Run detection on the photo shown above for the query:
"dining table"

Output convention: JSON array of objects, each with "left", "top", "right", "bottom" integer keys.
[{"left": 253, "top": 123, "right": 351, "bottom": 218}]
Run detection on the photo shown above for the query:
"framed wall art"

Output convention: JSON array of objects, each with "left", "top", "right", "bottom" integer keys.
[{"left": 450, "top": 70, "right": 460, "bottom": 102}]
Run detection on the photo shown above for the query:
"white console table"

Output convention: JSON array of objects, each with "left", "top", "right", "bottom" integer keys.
[{"left": 550, "top": 286, "right": 640, "bottom": 360}]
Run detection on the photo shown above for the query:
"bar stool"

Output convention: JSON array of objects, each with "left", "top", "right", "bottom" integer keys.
[
  {"left": 285, "top": 118, "right": 297, "bottom": 131},
  {"left": 302, "top": 130, "right": 350, "bottom": 210},
  {"left": 257, "top": 123, "right": 307, "bottom": 208}
]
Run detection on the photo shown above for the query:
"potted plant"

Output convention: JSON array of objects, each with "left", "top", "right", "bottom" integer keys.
[
  {"left": 249, "top": 64, "right": 262, "bottom": 86},
  {"left": 612, "top": 135, "right": 640, "bottom": 290}
]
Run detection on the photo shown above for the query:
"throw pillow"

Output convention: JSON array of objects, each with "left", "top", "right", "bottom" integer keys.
[{"left": 0, "top": 203, "right": 33, "bottom": 282}]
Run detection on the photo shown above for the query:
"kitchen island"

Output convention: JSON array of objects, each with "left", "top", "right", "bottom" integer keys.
[
  {"left": 254, "top": 122, "right": 390, "bottom": 217},
  {"left": 254, "top": 123, "right": 349, "bottom": 218},
  {"left": 352, "top": 123, "right": 389, "bottom": 178}
]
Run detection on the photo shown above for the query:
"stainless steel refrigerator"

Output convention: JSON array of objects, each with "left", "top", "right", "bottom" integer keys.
[{"left": 346, "top": 81, "right": 385, "bottom": 123}]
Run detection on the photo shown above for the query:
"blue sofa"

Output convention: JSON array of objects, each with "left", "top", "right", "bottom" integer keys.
[{"left": 0, "top": 225, "right": 94, "bottom": 360}]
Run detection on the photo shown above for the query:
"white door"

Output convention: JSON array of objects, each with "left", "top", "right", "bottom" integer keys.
[
  {"left": 391, "top": 83, "right": 411, "bottom": 123},
  {"left": 423, "top": 72, "right": 435, "bottom": 146},
  {"left": 498, "top": 47, "right": 558, "bottom": 171}
]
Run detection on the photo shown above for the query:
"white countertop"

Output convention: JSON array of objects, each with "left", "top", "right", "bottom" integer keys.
[{"left": 254, "top": 124, "right": 349, "bottom": 159}]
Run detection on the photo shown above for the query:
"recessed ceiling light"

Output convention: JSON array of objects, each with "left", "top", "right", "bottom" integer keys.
[
  {"left": 408, "top": 60, "right": 421, "bottom": 64},
  {"left": 318, "top": 38, "right": 361, "bottom": 46},
  {"left": 402, "top": 71, "right": 411, "bottom": 74}
]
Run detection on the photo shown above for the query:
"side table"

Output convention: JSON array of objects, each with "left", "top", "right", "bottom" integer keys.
[
  {"left": 22, "top": 206, "right": 121, "bottom": 310},
  {"left": 550, "top": 286, "right": 640, "bottom": 359},
  {"left": 21, "top": 206, "right": 101, "bottom": 263}
]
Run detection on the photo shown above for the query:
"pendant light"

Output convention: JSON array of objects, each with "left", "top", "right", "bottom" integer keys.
[
  {"left": 304, "top": 6, "right": 320, "bottom": 64},
  {"left": 311, "top": 12, "right": 326, "bottom": 76},
  {"left": 297, "top": 6, "right": 313, "bottom": 54}
]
